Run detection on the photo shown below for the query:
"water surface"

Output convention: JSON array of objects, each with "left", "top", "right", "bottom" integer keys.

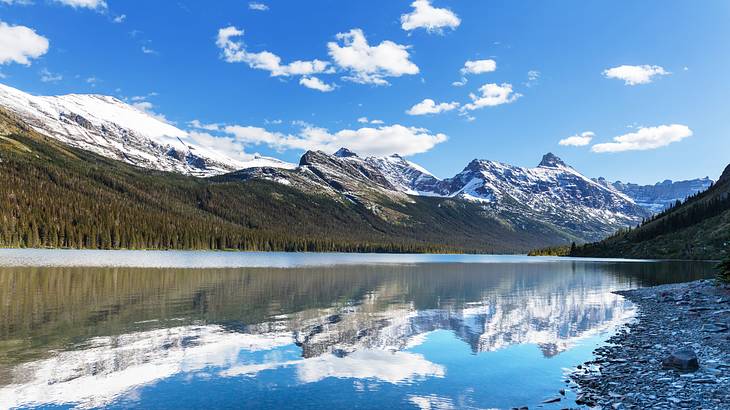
[{"left": 0, "top": 250, "right": 715, "bottom": 409}]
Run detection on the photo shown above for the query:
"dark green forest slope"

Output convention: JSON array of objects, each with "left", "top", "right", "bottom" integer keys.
[
  {"left": 0, "top": 109, "right": 571, "bottom": 253},
  {"left": 571, "top": 164, "right": 730, "bottom": 260}
]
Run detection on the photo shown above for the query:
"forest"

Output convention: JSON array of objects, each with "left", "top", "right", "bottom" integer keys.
[{"left": 0, "top": 109, "right": 563, "bottom": 254}]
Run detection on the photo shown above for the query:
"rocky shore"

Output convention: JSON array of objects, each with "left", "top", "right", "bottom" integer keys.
[{"left": 570, "top": 279, "right": 730, "bottom": 409}]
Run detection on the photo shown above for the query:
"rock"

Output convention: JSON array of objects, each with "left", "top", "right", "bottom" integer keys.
[
  {"left": 662, "top": 348, "right": 700, "bottom": 372},
  {"left": 701, "top": 323, "right": 728, "bottom": 333},
  {"left": 542, "top": 397, "right": 561, "bottom": 404}
]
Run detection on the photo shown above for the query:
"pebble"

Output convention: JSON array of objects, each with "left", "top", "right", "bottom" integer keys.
[{"left": 569, "top": 280, "right": 730, "bottom": 410}]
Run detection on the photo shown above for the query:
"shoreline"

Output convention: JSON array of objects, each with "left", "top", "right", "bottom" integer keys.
[{"left": 570, "top": 279, "right": 730, "bottom": 409}]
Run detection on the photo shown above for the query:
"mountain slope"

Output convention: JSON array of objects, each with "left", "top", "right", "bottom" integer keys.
[
  {"left": 218, "top": 149, "right": 649, "bottom": 242},
  {"left": 0, "top": 108, "right": 576, "bottom": 253},
  {"left": 0, "top": 83, "right": 292, "bottom": 176},
  {"left": 571, "top": 165, "right": 730, "bottom": 260},
  {"left": 411, "top": 153, "right": 649, "bottom": 241}
]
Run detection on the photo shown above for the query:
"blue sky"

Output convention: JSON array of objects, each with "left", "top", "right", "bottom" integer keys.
[{"left": 1, "top": 0, "right": 729, "bottom": 184}]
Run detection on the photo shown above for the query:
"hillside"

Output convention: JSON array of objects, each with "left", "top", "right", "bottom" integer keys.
[
  {"left": 571, "top": 164, "right": 730, "bottom": 260},
  {"left": 0, "top": 108, "right": 576, "bottom": 253}
]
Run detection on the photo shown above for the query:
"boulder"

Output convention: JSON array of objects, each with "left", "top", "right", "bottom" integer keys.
[{"left": 661, "top": 348, "right": 699, "bottom": 372}]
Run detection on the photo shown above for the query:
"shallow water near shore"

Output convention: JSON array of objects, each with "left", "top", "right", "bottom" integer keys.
[{"left": 0, "top": 250, "right": 716, "bottom": 409}]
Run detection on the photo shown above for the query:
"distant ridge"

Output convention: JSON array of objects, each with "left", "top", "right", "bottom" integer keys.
[{"left": 572, "top": 163, "right": 730, "bottom": 260}]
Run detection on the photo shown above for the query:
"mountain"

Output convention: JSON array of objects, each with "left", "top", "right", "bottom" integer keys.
[
  {"left": 572, "top": 163, "right": 730, "bottom": 260},
  {"left": 0, "top": 83, "right": 293, "bottom": 176},
  {"left": 414, "top": 153, "right": 648, "bottom": 241},
  {"left": 0, "top": 107, "right": 574, "bottom": 253},
  {"left": 223, "top": 148, "right": 650, "bottom": 242},
  {"left": 2, "top": 82, "right": 708, "bottom": 249},
  {"left": 596, "top": 177, "right": 713, "bottom": 213}
]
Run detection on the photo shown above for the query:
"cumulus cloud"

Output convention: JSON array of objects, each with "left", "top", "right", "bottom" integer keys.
[
  {"left": 460, "top": 59, "right": 496, "bottom": 75},
  {"left": 0, "top": 21, "right": 49, "bottom": 66},
  {"left": 188, "top": 119, "right": 222, "bottom": 131},
  {"left": 602, "top": 64, "right": 669, "bottom": 86},
  {"left": 248, "top": 2, "right": 268, "bottom": 11},
  {"left": 591, "top": 124, "right": 692, "bottom": 153},
  {"left": 131, "top": 101, "right": 172, "bottom": 124},
  {"left": 39, "top": 68, "right": 62, "bottom": 82},
  {"left": 406, "top": 98, "right": 459, "bottom": 115},
  {"left": 54, "top": 0, "right": 106, "bottom": 9},
  {"left": 559, "top": 131, "right": 594, "bottom": 147},
  {"left": 222, "top": 122, "right": 447, "bottom": 157},
  {"left": 113, "top": 14, "right": 126, "bottom": 23},
  {"left": 357, "top": 117, "right": 384, "bottom": 124},
  {"left": 401, "top": 0, "right": 460, "bottom": 33},
  {"left": 217, "top": 26, "right": 330, "bottom": 78},
  {"left": 461, "top": 83, "right": 521, "bottom": 111},
  {"left": 327, "top": 28, "right": 419, "bottom": 85},
  {"left": 299, "top": 76, "right": 335, "bottom": 92}
]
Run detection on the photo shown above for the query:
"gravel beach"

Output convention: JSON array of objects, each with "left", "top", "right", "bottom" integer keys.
[{"left": 570, "top": 279, "right": 730, "bottom": 409}]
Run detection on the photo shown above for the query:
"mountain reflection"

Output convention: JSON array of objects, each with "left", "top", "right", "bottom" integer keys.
[{"left": 0, "top": 260, "right": 713, "bottom": 408}]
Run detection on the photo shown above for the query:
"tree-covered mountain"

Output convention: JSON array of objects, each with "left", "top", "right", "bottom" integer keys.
[
  {"left": 0, "top": 108, "right": 581, "bottom": 253},
  {"left": 0, "top": 82, "right": 716, "bottom": 253},
  {"left": 571, "top": 164, "right": 730, "bottom": 260}
]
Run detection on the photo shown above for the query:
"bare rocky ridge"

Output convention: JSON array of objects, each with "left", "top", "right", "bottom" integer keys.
[{"left": 570, "top": 280, "right": 730, "bottom": 409}]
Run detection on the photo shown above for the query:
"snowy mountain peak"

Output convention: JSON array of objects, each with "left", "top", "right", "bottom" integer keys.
[
  {"left": 538, "top": 152, "right": 568, "bottom": 168},
  {"left": 334, "top": 147, "right": 359, "bottom": 158},
  {"left": 0, "top": 82, "right": 294, "bottom": 176}
]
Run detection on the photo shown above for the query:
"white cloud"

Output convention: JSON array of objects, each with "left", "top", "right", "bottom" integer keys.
[
  {"left": 217, "top": 26, "right": 330, "bottom": 77},
  {"left": 460, "top": 59, "right": 496, "bottom": 75},
  {"left": 461, "top": 83, "right": 521, "bottom": 111},
  {"left": 54, "top": 0, "right": 106, "bottom": 9},
  {"left": 187, "top": 131, "right": 255, "bottom": 162},
  {"left": 401, "top": 0, "right": 460, "bottom": 33},
  {"left": 299, "top": 76, "right": 335, "bottom": 92},
  {"left": 141, "top": 46, "right": 157, "bottom": 55},
  {"left": 39, "top": 68, "right": 62, "bottom": 82},
  {"left": 248, "top": 2, "right": 268, "bottom": 11},
  {"left": 113, "top": 14, "right": 126, "bottom": 23},
  {"left": 525, "top": 70, "right": 540, "bottom": 87},
  {"left": 602, "top": 64, "right": 669, "bottom": 86},
  {"left": 591, "top": 124, "right": 692, "bottom": 153},
  {"left": 0, "top": 0, "right": 33, "bottom": 4},
  {"left": 222, "top": 122, "right": 447, "bottom": 157},
  {"left": 131, "top": 101, "right": 171, "bottom": 124},
  {"left": 559, "top": 131, "right": 594, "bottom": 147},
  {"left": 406, "top": 98, "right": 459, "bottom": 115},
  {"left": 357, "top": 117, "right": 384, "bottom": 124},
  {"left": 451, "top": 78, "right": 466, "bottom": 87},
  {"left": 0, "top": 21, "right": 49, "bottom": 66},
  {"left": 188, "top": 119, "right": 221, "bottom": 131},
  {"left": 327, "top": 28, "right": 419, "bottom": 85}
]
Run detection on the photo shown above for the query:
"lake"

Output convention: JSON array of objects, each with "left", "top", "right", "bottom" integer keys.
[{"left": 0, "top": 250, "right": 716, "bottom": 409}]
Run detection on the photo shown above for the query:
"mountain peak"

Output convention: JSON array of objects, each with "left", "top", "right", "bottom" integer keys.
[
  {"left": 538, "top": 153, "right": 568, "bottom": 168},
  {"left": 719, "top": 164, "right": 730, "bottom": 182},
  {"left": 334, "top": 148, "right": 358, "bottom": 158}
]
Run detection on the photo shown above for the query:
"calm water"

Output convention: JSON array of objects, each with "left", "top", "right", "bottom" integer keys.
[{"left": 0, "top": 250, "right": 716, "bottom": 410}]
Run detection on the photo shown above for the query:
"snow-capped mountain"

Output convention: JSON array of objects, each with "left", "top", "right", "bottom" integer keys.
[
  {"left": 0, "top": 83, "right": 293, "bottom": 176},
  {"left": 595, "top": 177, "right": 713, "bottom": 213},
  {"left": 229, "top": 149, "right": 649, "bottom": 241},
  {"left": 414, "top": 153, "right": 649, "bottom": 240}
]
